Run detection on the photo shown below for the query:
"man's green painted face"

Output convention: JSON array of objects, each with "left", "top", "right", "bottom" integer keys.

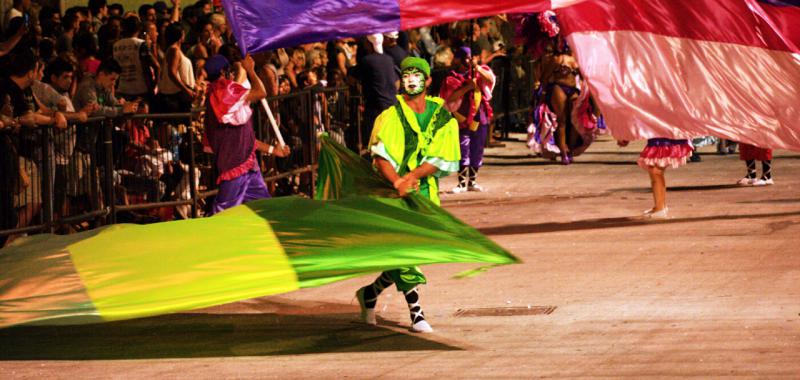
[{"left": 401, "top": 68, "right": 426, "bottom": 95}]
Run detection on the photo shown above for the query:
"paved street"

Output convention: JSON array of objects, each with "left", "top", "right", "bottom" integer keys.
[{"left": 2, "top": 135, "right": 799, "bottom": 378}]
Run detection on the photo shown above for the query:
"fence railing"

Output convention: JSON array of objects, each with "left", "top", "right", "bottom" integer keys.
[
  {"left": 0, "top": 85, "right": 365, "bottom": 243},
  {"left": 1, "top": 55, "right": 535, "bottom": 244}
]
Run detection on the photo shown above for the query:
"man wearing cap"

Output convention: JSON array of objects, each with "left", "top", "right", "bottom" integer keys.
[
  {"left": 352, "top": 33, "right": 398, "bottom": 150},
  {"left": 203, "top": 54, "right": 290, "bottom": 214},
  {"left": 355, "top": 56, "right": 460, "bottom": 333},
  {"left": 439, "top": 46, "right": 496, "bottom": 193}
]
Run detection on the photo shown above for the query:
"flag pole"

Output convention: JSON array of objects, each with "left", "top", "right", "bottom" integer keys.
[
  {"left": 260, "top": 98, "right": 286, "bottom": 147},
  {"left": 470, "top": 18, "right": 476, "bottom": 79}
]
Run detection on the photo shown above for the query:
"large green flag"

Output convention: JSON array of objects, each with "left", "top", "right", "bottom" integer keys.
[{"left": 0, "top": 136, "right": 518, "bottom": 328}]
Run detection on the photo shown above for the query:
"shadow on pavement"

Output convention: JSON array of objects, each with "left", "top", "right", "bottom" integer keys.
[
  {"left": 0, "top": 304, "right": 460, "bottom": 360},
  {"left": 487, "top": 160, "right": 634, "bottom": 167},
  {"left": 478, "top": 210, "right": 800, "bottom": 236},
  {"left": 612, "top": 184, "right": 743, "bottom": 193},
  {"left": 738, "top": 198, "right": 800, "bottom": 204}
]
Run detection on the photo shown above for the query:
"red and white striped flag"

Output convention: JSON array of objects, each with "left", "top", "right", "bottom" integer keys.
[{"left": 559, "top": 0, "right": 800, "bottom": 150}]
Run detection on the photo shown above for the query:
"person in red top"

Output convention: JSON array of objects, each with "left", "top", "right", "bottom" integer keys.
[{"left": 439, "top": 46, "right": 496, "bottom": 193}]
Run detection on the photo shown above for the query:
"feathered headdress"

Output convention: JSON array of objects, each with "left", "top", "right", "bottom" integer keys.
[
  {"left": 511, "top": 11, "right": 562, "bottom": 60},
  {"left": 538, "top": 11, "right": 560, "bottom": 37}
]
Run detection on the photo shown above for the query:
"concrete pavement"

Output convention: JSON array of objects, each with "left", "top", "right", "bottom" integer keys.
[{"left": 2, "top": 135, "right": 799, "bottom": 378}]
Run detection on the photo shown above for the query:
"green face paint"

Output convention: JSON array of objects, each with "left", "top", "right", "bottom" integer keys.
[{"left": 402, "top": 68, "right": 426, "bottom": 96}]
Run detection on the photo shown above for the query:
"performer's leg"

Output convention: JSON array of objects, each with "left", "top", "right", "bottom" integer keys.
[
  {"left": 454, "top": 129, "right": 471, "bottom": 193},
  {"left": 356, "top": 271, "right": 394, "bottom": 325},
  {"left": 646, "top": 165, "right": 667, "bottom": 212},
  {"left": 456, "top": 165, "right": 468, "bottom": 189},
  {"left": 550, "top": 85, "right": 570, "bottom": 162},
  {"left": 386, "top": 267, "right": 431, "bottom": 332},
  {"left": 468, "top": 124, "right": 488, "bottom": 191},
  {"left": 746, "top": 160, "right": 757, "bottom": 179},
  {"left": 737, "top": 159, "right": 757, "bottom": 186},
  {"left": 754, "top": 160, "right": 774, "bottom": 186},
  {"left": 242, "top": 171, "right": 272, "bottom": 202},
  {"left": 211, "top": 174, "right": 250, "bottom": 215},
  {"left": 361, "top": 272, "right": 394, "bottom": 308},
  {"left": 404, "top": 287, "right": 432, "bottom": 333},
  {"left": 761, "top": 160, "right": 772, "bottom": 180}
]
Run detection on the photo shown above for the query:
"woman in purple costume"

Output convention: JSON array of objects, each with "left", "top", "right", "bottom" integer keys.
[
  {"left": 203, "top": 54, "right": 290, "bottom": 214},
  {"left": 520, "top": 11, "right": 605, "bottom": 164}
]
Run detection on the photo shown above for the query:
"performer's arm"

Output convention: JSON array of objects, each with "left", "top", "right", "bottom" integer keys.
[
  {"left": 403, "top": 163, "right": 438, "bottom": 184},
  {"left": 255, "top": 139, "right": 290, "bottom": 157},
  {"left": 447, "top": 79, "right": 477, "bottom": 105},
  {"left": 375, "top": 156, "right": 418, "bottom": 197},
  {"left": 243, "top": 55, "right": 267, "bottom": 103},
  {"left": 474, "top": 64, "right": 494, "bottom": 82},
  {"left": 374, "top": 156, "right": 401, "bottom": 185}
]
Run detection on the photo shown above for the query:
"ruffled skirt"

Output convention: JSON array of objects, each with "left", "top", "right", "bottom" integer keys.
[
  {"left": 526, "top": 84, "right": 606, "bottom": 158},
  {"left": 637, "top": 138, "right": 693, "bottom": 169}
]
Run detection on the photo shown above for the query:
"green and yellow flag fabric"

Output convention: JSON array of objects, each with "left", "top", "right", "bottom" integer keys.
[{"left": 0, "top": 135, "right": 518, "bottom": 328}]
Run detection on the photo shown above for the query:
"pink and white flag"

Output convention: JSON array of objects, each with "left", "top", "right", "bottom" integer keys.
[{"left": 559, "top": 0, "right": 800, "bottom": 150}]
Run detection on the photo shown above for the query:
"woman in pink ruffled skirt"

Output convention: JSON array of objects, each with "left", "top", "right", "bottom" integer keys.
[{"left": 620, "top": 138, "right": 693, "bottom": 219}]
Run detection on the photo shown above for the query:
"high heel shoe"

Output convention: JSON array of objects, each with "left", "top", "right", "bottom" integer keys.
[{"left": 560, "top": 152, "right": 572, "bottom": 165}]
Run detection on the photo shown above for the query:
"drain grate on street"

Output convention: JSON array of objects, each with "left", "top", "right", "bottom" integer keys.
[{"left": 453, "top": 306, "right": 557, "bottom": 317}]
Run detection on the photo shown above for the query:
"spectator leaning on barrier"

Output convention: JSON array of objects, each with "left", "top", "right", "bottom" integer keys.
[
  {"left": 73, "top": 58, "right": 139, "bottom": 118},
  {"left": 0, "top": 51, "right": 68, "bottom": 245},
  {"left": 35, "top": 57, "right": 97, "bottom": 220}
]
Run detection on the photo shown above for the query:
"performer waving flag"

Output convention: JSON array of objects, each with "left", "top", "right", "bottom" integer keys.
[{"left": 356, "top": 57, "right": 461, "bottom": 333}]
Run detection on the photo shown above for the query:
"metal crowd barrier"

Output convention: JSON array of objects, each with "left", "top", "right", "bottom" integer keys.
[
  {"left": 0, "top": 86, "right": 365, "bottom": 243},
  {"left": 1, "top": 68, "right": 533, "bottom": 244}
]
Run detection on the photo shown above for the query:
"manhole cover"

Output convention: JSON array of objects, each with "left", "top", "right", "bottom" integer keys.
[{"left": 453, "top": 306, "right": 556, "bottom": 317}]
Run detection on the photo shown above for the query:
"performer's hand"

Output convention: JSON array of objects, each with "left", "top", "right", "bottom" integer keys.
[
  {"left": 401, "top": 173, "right": 420, "bottom": 190},
  {"left": 273, "top": 145, "right": 291, "bottom": 157},
  {"left": 393, "top": 177, "right": 417, "bottom": 197},
  {"left": 461, "top": 79, "right": 477, "bottom": 91},
  {"left": 242, "top": 55, "right": 256, "bottom": 73}
]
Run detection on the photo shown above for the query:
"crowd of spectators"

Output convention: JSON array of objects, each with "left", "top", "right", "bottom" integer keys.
[{"left": 0, "top": 0, "right": 522, "bottom": 245}]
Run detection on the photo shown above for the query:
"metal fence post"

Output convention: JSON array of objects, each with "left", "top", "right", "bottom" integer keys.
[
  {"left": 356, "top": 94, "right": 364, "bottom": 155},
  {"left": 188, "top": 121, "right": 199, "bottom": 218},
  {"left": 41, "top": 125, "right": 55, "bottom": 233},
  {"left": 308, "top": 89, "right": 317, "bottom": 198},
  {"left": 502, "top": 57, "right": 512, "bottom": 140},
  {"left": 103, "top": 118, "right": 116, "bottom": 225}
]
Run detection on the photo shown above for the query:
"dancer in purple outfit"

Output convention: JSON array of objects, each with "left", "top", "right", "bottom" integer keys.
[{"left": 203, "top": 54, "right": 290, "bottom": 214}]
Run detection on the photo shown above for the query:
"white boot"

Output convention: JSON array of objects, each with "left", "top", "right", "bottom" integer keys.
[
  {"left": 356, "top": 287, "right": 377, "bottom": 325},
  {"left": 409, "top": 319, "right": 434, "bottom": 333}
]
